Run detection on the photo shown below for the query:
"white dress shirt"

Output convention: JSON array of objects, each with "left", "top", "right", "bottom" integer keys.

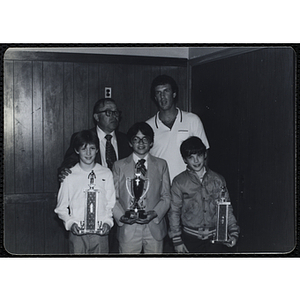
[
  {"left": 96, "top": 126, "right": 118, "bottom": 168},
  {"left": 132, "top": 153, "right": 149, "bottom": 170}
]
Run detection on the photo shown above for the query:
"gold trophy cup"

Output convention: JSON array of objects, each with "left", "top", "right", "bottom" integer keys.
[{"left": 125, "top": 169, "right": 149, "bottom": 219}]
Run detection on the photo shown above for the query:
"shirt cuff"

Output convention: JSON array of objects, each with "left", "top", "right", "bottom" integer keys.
[{"left": 172, "top": 236, "right": 184, "bottom": 247}]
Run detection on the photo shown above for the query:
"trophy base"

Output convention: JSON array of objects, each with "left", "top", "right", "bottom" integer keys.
[
  {"left": 211, "top": 238, "right": 229, "bottom": 244},
  {"left": 125, "top": 209, "right": 147, "bottom": 219},
  {"left": 78, "top": 229, "right": 104, "bottom": 235}
]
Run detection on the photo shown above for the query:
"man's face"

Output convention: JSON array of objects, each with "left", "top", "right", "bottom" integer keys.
[
  {"left": 183, "top": 153, "right": 206, "bottom": 173},
  {"left": 94, "top": 100, "right": 119, "bottom": 133},
  {"left": 129, "top": 130, "right": 153, "bottom": 158},
  {"left": 154, "top": 84, "right": 176, "bottom": 111}
]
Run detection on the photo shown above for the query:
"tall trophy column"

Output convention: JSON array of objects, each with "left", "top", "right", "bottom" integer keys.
[
  {"left": 78, "top": 170, "right": 103, "bottom": 234},
  {"left": 212, "top": 186, "right": 230, "bottom": 243}
]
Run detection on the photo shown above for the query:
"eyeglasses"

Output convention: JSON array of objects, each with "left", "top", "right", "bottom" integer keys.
[
  {"left": 131, "top": 136, "right": 150, "bottom": 144},
  {"left": 97, "top": 110, "right": 121, "bottom": 117}
]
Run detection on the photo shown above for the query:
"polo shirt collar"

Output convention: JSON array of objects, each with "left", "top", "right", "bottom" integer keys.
[{"left": 155, "top": 107, "right": 183, "bottom": 129}]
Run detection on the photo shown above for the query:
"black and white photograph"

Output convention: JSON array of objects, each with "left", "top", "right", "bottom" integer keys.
[
  {"left": 2, "top": 45, "right": 296, "bottom": 256},
  {"left": 1, "top": 1, "right": 299, "bottom": 298}
]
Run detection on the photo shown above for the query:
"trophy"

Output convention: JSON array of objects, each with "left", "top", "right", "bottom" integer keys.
[
  {"left": 78, "top": 170, "right": 104, "bottom": 234},
  {"left": 212, "top": 186, "right": 230, "bottom": 243},
  {"left": 125, "top": 166, "right": 149, "bottom": 219}
]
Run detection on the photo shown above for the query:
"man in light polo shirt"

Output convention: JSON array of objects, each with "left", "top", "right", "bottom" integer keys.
[{"left": 146, "top": 75, "right": 209, "bottom": 182}]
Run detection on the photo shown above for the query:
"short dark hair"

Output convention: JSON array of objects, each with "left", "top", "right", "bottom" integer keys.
[
  {"left": 73, "top": 130, "right": 99, "bottom": 152},
  {"left": 127, "top": 122, "right": 154, "bottom": 144},
  {"left": 93, "top": 98, "right": 117, "bottom": 115},
  {"left": 180, "top": 136, "right": 206, "bottom": 159},
  {"left": 150, "top": 75, "right": 178, "bottom": 103}
]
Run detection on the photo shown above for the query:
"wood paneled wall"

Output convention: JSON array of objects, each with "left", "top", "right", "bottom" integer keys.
[
  {"left": 4, "top": 51, "right": 188, "bottom": 254},
  {"left": 191, "top": 47, "right": 295, "bottom": 253}
]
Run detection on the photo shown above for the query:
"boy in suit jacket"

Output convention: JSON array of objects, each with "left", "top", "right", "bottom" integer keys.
[{"left": 112, "top": 122, "right": 171, "bottom": 254}]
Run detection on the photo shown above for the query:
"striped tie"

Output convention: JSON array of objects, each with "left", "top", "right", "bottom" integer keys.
[
  {"left": 105, "top": 134, "right": 117, "bottom": 170},
  {"left": 136, "top": 159, "right": 147, "bottom": 177}
]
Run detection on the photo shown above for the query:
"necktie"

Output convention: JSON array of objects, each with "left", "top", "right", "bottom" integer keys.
[
  {"left": 105, "top": 134, "right": 117, "bottom": 170},
  {"left": 136, "top": 159, "right": 147, "bottom": 176}
]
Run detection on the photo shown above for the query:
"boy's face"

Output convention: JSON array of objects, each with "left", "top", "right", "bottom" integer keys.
[
  {"left": 184, "top": 152, "right": 206, "bottom": 172},
  {"left": 129, "top": 130, "right": 153, "bottom": 158},
  {"left": 75, "top": 143, "right": 98, "bottom": 166}
]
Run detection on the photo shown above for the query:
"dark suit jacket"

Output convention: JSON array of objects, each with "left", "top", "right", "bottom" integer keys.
[
  {"left": 58, "top": 127, "right": 132, "bottom": 171},
  {"left": 112, "top": 153, "right": 171, "bottom": 243}
]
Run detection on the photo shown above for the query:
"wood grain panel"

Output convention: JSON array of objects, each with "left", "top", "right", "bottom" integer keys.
[
  {"left": 134, "top": 65, "right": 155, "bottom": 123},
  {"left": 63, "top": 62, "right": 74, "bottom": 153},
  {"left": 43, "top": 61, "right": 64, "bottom": 192},
  {"left": 15, "top": 202, "right": 33, "bottom": 254},
  {"left": 73, "top": 63, "right": 89, "bottom": 133},
  {"left": 238, "top": 48, "right": 294, "bottom": 251},
  {"left": 149, "top": 66, "right": 163, "bottom": 117},
  {"left": 178, "top": 66, "right": 189, "bottom": 111},
  {"left": 4, "top": 60, "right": 15, "bottom": 194},
  {"left": 113, "top": 64, "right": 135, "bottom": 133},
  {"left": 45, "top": 196, "right": 68, "bottom": 254},
  {"left": 88, "top": 63, "right": 99, "bottom": 128},
  {"left": 5, "top": 193, "right": 68, "bottom": 254},
  {"left": 4, "top": 51, "right": 188, "bottom": 255},
  {"left": 14, "top": 61, "right": 33, "bottom": 193},
  {"left": 32, "top": 61, "right": 44, "bottom": 192},
  {"left": 4, "top": 202, "right": 16, "bottom": 254},
  {"left": 32, "top": 200, "right": 46, "bottom": 254},
  {"left": 192, "top": 48, "right": 295, "bottom": 252},
  {"left": 98, "top": 63, "right": 114, "bottom": 104}
]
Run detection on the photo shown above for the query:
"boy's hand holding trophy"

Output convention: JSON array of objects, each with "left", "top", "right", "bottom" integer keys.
[{"left": 212, "top": 186, "right": 236, "bottom": 247}]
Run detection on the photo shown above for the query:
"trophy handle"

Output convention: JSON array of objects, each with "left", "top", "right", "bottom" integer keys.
[
  {"left": 139, "top": 178, "right": 149, "bottom": 200},
  {"left": 126, "top": 177, "right": 135, "bottom": 198}
]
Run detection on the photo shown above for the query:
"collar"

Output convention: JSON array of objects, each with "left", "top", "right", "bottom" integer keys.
[
  {"left": 187, "top": 167, "right": 207, "bottom": 181},
  {"left": 133, "top": 153, "right": 149, "bottom": 165},
  {"left": 196, "top": 167, "right": 207, "bottom": 181},
  {"left": 97, "top": 126, "right": 116, "bottom": 141},
  {"left": 155, "top": 107, "right": 182, "bottom": 129}
]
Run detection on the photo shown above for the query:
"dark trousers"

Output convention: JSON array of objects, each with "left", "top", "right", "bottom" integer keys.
[
  {"left": 182, "top": 231, "right": 228, "bottom": 254},
  {"left": 163, "top": 216, "right": 175, "bottom": 253},
  {"left": 108, "top": 223, "right": 119, "bottom": 254}
]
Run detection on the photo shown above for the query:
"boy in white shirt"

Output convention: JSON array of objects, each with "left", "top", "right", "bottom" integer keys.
[{"left": 55, "top": 130, "right": 116, "bottom": 254}]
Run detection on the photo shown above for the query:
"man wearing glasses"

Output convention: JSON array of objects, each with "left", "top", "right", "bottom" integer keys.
[{"left": 58, "top": 98, "right": 131, "bottom": 175}]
